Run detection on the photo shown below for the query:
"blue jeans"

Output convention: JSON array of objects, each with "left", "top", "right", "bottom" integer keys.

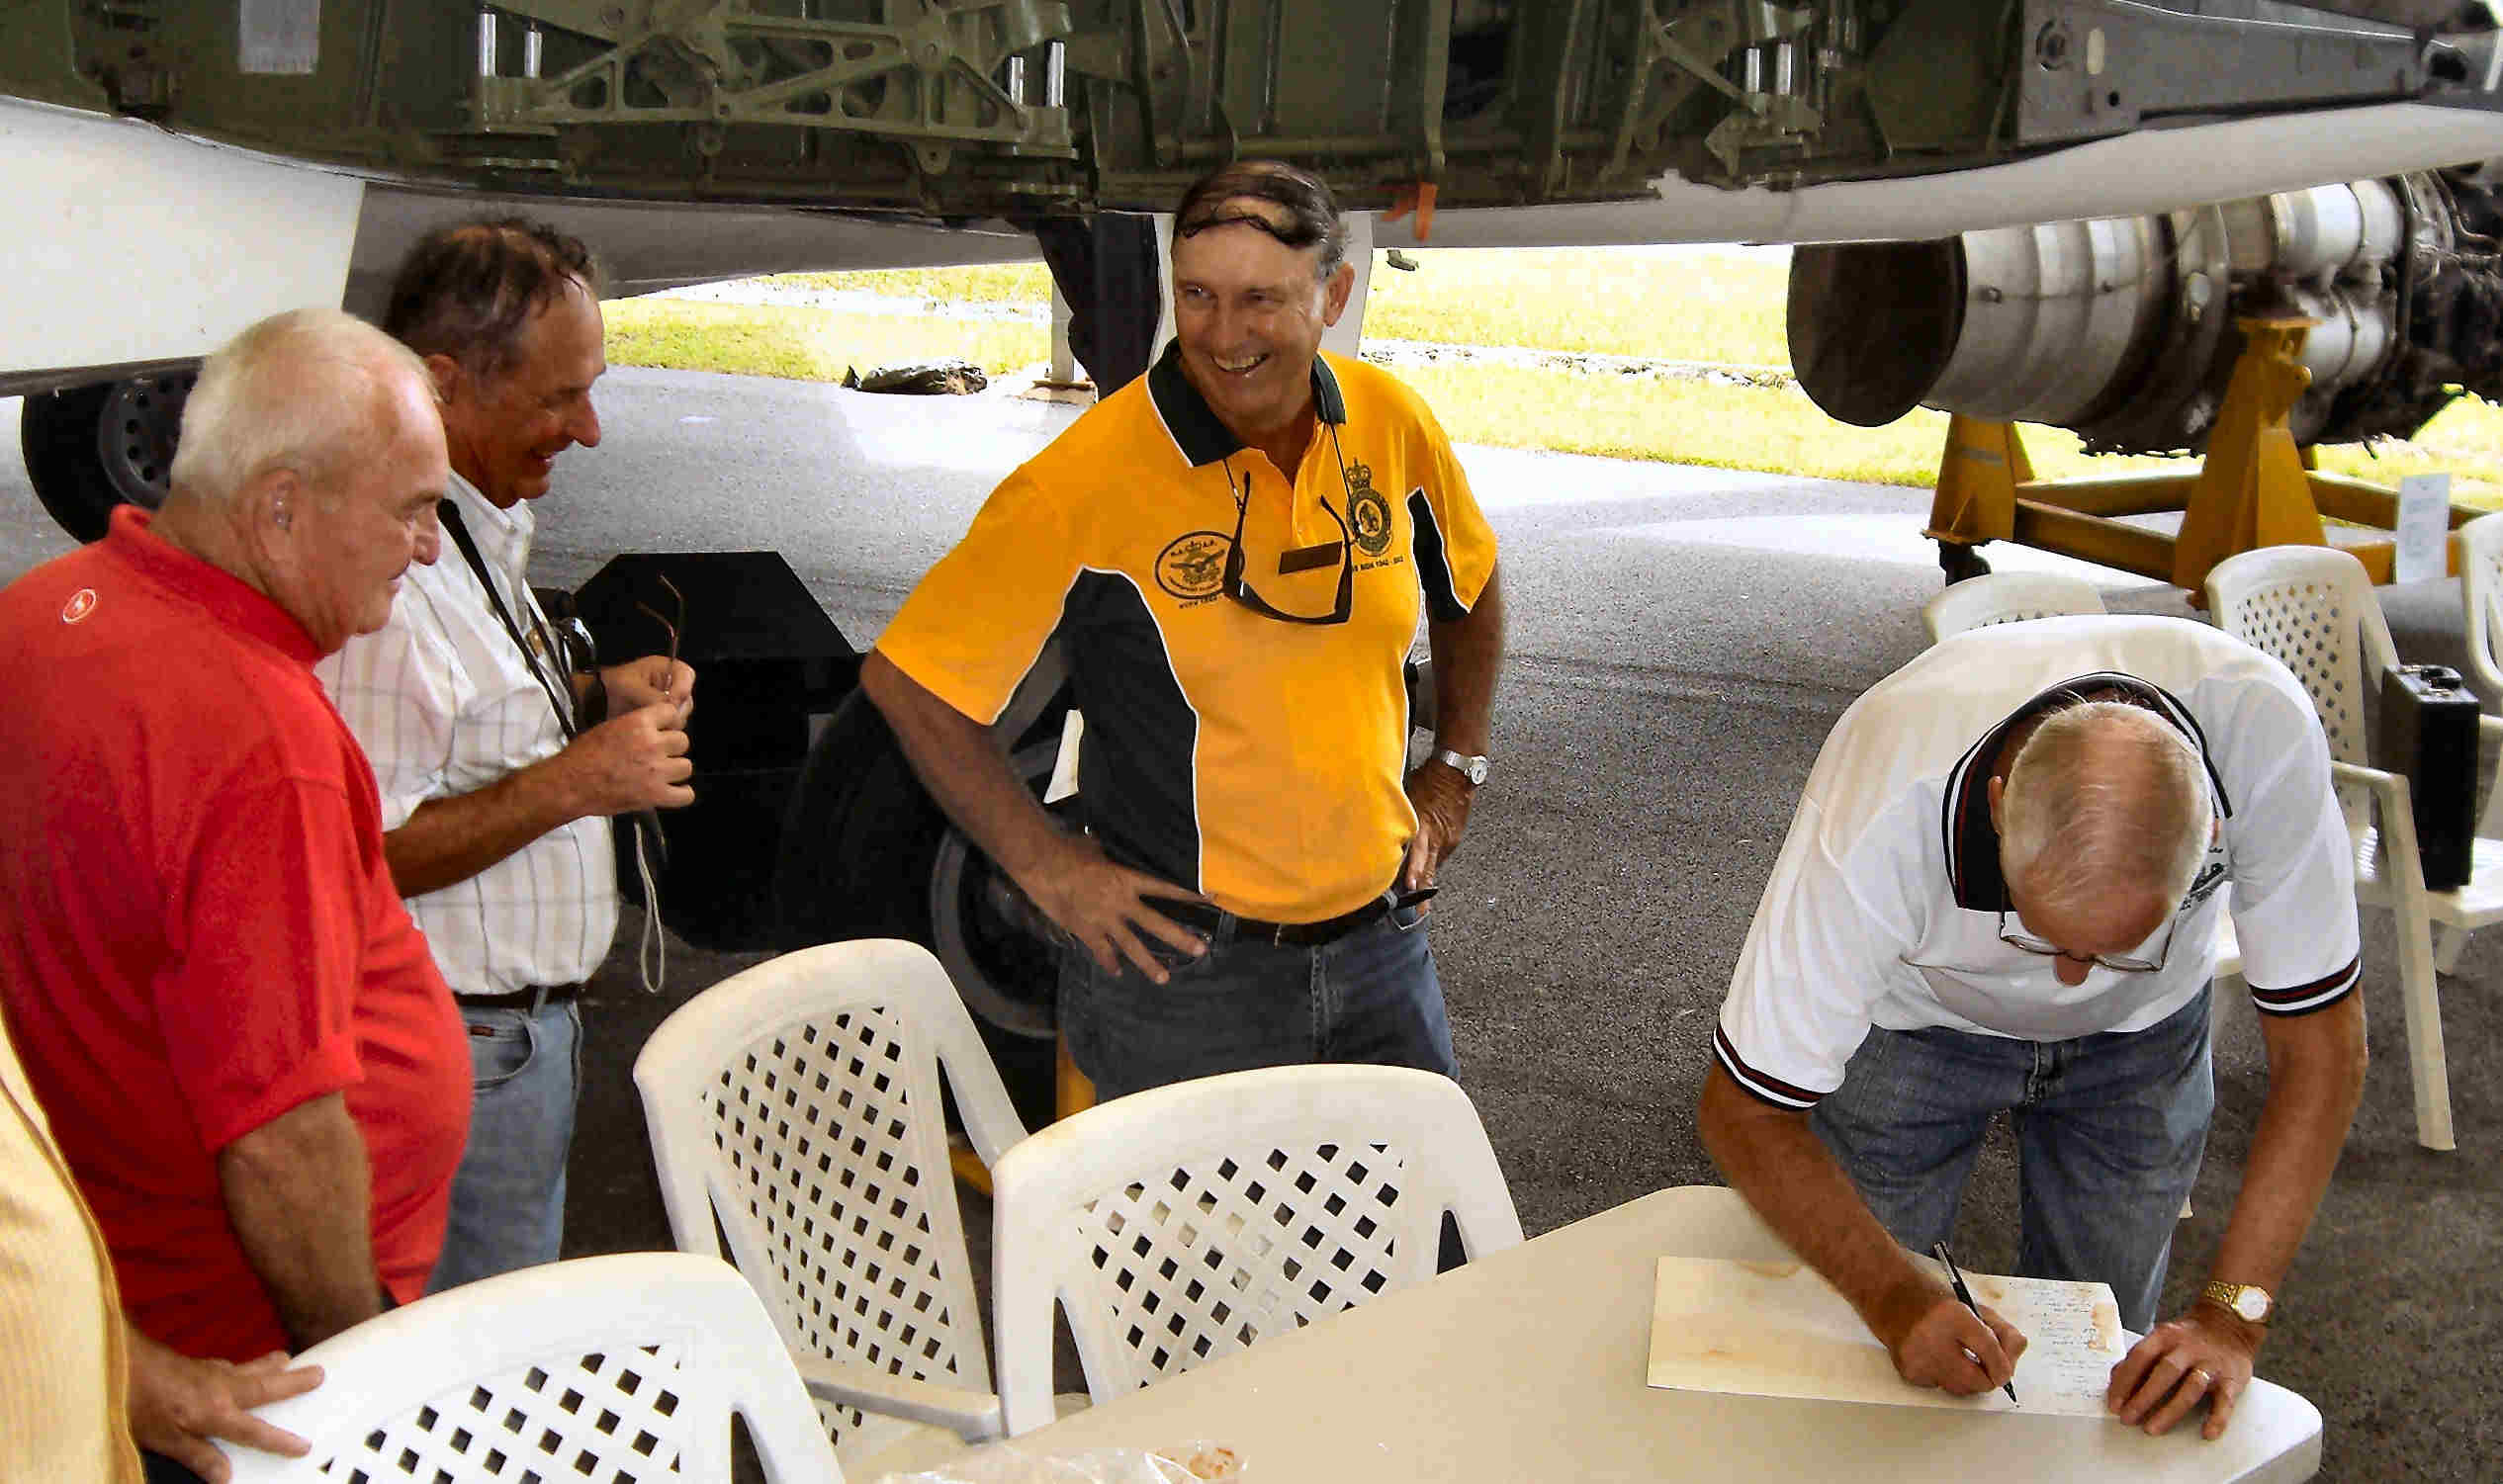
[
  {"left": 1057, "top": 899, "right": 1456, "bottom": 1103},
  {"left": 1810, "top": 987, "right": 2214, "bottom": 1332},
  {"left": 426, "top": 997, "right": 581, "bottom": 1294}
]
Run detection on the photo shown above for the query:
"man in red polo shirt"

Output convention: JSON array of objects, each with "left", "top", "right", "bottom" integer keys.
[{"left": 0, "top": 307, "right": 471, "bottom": 1479}]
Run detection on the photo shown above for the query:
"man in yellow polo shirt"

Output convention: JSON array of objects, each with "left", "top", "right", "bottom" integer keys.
[{"left": 862, "top": 159, "right": 1505, "bottom": 1101}]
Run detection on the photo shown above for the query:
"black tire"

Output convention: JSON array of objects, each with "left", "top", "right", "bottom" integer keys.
[
  {"left": 1938, "top": 541, "right": 1993, "bottom": 584},
  {"left": 773, "top": 688, "right": 1069, "bottom": 1128},
  {"left": 21, "top": 371, "right": 197, "bottom": 543}
]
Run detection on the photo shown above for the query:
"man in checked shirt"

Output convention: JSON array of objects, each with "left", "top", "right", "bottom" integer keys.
[{"left": 317, "top": 218, "right": 696, "bottom": 1290}]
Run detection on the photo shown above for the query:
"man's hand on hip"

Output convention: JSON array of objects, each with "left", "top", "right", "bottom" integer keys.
[
  {"left": 1021, "top": 833, "right": 1211, "bottom": 984},
  {"left": 557, "top": 702, "right": 695, "bottom": 816},
  {"left": 1873, "top": 1277, "right": 2027, "bottom": 1397},
  {"left": 2107, "top": 1304, "right": 2261, "bottom": 1440},
  {"left": 1399, "top": 758, "right": 1475, "bottom": 895},
  {"left": 125, "top": 1326, "right": 321, "bottom": 1484},
  {"left": 604, "top": 655, "right": 695, "bottom": 720}
]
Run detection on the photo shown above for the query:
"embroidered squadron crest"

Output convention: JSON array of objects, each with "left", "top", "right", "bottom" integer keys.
[
  {"left": 1344, "top": 460, "right": 1392, "bottom": 557},
  {"left": 1156, "top": 530, "right": 1231, "bottom": 600}
]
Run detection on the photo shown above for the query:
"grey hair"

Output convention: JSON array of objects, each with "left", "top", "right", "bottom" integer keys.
[
  {"left": 1173, "top": 159, "right": 1348, "bottom": 281},
  {"left": 2000, "top": 701, "right": 2213, "bottom": 919},
  {"left": 168, "top": 307, "right": 433, "bottom": 506}
]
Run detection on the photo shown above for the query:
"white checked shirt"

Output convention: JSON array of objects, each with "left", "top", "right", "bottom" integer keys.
[{"left": 316, "top": 473, "right": 618, "bottom": 998}]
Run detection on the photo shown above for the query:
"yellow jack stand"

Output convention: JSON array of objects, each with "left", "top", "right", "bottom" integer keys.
[
  {"left": 1926, "top": 317, "right": 2476, "bottom": 592},
  {"left": 948, "top": 1035, "right": 1096, "bottom": 1194}
]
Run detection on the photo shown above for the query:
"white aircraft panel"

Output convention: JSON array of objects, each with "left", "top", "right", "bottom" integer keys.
[{"left": 1, "top": 96, "right": 362, "bottom": 385}]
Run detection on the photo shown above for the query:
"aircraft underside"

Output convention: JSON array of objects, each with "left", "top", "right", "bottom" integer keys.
[{"left": 10, "top": 0, "right": 2503, "bottom": 1042}]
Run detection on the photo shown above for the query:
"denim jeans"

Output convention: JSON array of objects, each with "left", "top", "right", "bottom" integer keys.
[
  {"left": 425, "top": 997, "right": 581, "bottom": 1294},
  {"left": 1057, "top": 898, "right": 1456, "bottom": 1103},
  {"left": 1810, "top": 986, "right": 2213, "bottom": 1332}
]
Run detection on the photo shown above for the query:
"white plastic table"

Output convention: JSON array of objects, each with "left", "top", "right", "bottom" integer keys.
[{"left": 1011, "top": 1185, "right": 2320, "bottom": 1483}]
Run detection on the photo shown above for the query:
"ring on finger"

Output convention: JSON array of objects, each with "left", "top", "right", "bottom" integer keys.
[{"left": 2190, "top": 1367, "right": 2214, "bottom": 1388}]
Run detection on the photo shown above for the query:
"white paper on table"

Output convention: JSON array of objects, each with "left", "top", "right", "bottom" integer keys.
[
  {"left": 1647, "top": 1255, "right": 2127, "bottom": 1417},
  {"left": 2394, "top": 472, "right": 2455, "bottom": 585}
]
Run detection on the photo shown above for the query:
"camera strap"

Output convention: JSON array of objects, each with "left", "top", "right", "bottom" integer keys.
[{"left": 437, "top": 499, "right": 578, "bottom": 742}]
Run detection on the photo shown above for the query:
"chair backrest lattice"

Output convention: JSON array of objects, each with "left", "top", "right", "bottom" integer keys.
[
  {"left": 990, "top": 1063, "right": 1525, "bottom": 1437},
  {"left": 2206, "top": 545, "right": 2400, "bottom": 835},
  {"left": 634, "top": 940, "right": 1027, "bottom": 1462},
  {"left": 1076, "top": 1139, "right": 1416, "bottom": 1390},
  {"left": 706, "top": 1004, "right": 976, "bottom": 1440},
  {"left": 220, "top": 1253, "right": 846, "bottom": 1484},
  {"left": 308, "top": 1342, "right": 696, "bottom": 1482},
  {"left": 1922, "top": 571, "right": 2107, "bottom": 643}
]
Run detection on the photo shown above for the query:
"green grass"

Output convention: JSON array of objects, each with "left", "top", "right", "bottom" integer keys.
[
  {"left": 605, "top": 299, "right": 1047, "bottom": 382},
  {"left": 763, "top": 263, "right": 1054, "bottom": 304},
  {"left": 608, "top": 251, "right": 2503, "bottom": 505},
  {"left": 1364, "top": 247, "right": 1792, "bottom": 365}
]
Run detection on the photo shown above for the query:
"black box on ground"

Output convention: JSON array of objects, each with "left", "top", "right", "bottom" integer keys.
[{"left": 2376, "top": 663, "right": 2481, "bottom": 893}]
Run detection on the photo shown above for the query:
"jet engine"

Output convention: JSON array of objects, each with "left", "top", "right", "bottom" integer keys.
[{"left": 1788, "top": 165, "right": 2503, "bottom": 454}]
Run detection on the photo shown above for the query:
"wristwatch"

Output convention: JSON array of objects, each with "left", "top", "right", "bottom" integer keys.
[
  {"left": 2201, "top": 1280, "right": 2275, "bottom": 1325},
  {"left": 1432, "top": 748, "right": 1490, "bottom": 786}
]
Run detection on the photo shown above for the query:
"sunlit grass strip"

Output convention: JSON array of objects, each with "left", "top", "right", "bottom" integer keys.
[
  {"left": 762, "top": 264, "right": 1055, "bottom": 304},
  {"left": 610, "top": 285, "right": 2503, "bottom": 509},
  {"left": 1362, "top": 247, "right": 1793, "bottom": 366},
  {"left": 1394, "top": 362, "right": 2503, "bottom": 505},
  {"left": 752, "top": 248, "right": 1798, "bottom": 368},
  {"left": 605, "top": 299, "right": 1047, "bottom": 381}
]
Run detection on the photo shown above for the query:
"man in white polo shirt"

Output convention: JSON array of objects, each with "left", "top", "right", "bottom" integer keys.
[{"left": 1701, "top": 615, "right": 2365, "bottom": 1442}]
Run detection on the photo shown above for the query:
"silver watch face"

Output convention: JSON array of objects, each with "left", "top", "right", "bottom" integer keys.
[
  {"left": 2232, "top": 1287, "right": 2271, "bottom": 1322},
  {"left": 1443, "top": 752, "right": 1488, "bottom": 785}
]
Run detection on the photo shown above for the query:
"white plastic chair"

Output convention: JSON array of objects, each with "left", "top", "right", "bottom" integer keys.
[
  {"left": 2444, "top": 510, "right": 2503, "bottom": 970},
  {"left": 2206, "top": 544, "right": 2496, "bottom": 1151},
  {"left": 1922, "top": 570, "right": 2108, "bottom": 643},
  {"left": 988, "top": 1063, "right": 1526, "bottom": 1437},
  {"left": 218, "top": 1252, "right": 843, "bottom": 1482},
  {"left": 633, "top": 939, "right": 1029, "bottom": 1477}
]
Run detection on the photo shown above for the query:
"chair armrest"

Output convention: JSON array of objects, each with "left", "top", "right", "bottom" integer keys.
[{"left": 789, "top": 1354, "right": 1005, "bottom": 1442}]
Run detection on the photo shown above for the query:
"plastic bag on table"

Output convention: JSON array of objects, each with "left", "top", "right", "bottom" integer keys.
[{"left": 874, "top": 1440, "right": 1242, "bottom": 1483}]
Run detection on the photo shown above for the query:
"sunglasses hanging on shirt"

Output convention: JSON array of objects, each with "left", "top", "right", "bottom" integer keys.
[{"left": 1218, "top": 421, "right": 1363, "bottom": 627}]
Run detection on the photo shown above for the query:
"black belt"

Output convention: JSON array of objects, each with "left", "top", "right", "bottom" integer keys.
[
  {"left": 455, "top": 982, "right": 581, "bottom": 1011},
  {"left": 1164, "top": 895, "right": 1393, "bottom": 948}
]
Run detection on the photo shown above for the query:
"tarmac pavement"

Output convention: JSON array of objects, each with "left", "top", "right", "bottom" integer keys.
[{"left": 4, "top": 374, "right": 2498, "bottom": 1480}]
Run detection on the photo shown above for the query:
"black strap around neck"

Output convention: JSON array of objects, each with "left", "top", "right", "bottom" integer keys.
[{"left": 437, "top": 499, "right": 578, "bottom": 742}]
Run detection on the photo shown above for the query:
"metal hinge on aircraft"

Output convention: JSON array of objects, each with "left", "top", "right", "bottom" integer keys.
[{"left": 465, "top": 0, "right": 1079, "bottom": 173}]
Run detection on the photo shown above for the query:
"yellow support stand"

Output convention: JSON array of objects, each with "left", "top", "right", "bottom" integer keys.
[
  {"left": 949, "top": 1034, "right": 1098, "bottom": 1194},
  {"left": 1925, "top": 316, "right": 2475, "bottom": 592}
]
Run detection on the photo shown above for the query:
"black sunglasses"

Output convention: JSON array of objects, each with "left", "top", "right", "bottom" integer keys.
[{"left": 1219, "top": 431, "right": 1362, "bottom": 626}]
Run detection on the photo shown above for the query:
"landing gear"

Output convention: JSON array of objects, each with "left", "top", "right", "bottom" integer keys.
[
  {"left": 1937, "top": 540, "right": 1992, "bottom": 585},
  {"left": 20, "top": 370, "right": 198, "bottom": 542}
]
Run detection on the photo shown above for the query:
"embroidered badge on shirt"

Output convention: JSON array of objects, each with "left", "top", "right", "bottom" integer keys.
[
  {"left": 59, "top": 589, "right": 98, "bottom": 624},
  {"left": 1345, "top": 460, "right": 1393, "bottom": 558},
  {"left": 1156, "top": 530, "right": 1229, "bottom": 601}
]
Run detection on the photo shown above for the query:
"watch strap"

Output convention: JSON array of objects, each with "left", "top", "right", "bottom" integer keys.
[
  {"left": 2200, "top": 1279, "right": 2274, "bottom": 1324},
  {"left": 1432, "top": 747, "right": 1489, "bottom": 786}
]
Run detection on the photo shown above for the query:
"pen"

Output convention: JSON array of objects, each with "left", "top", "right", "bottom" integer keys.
[{"left": 1933, "top": 1240, "right": 2019, "bottom": 1404}]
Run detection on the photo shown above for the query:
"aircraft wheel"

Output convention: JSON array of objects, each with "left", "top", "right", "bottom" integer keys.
[
  {"left": 775, "top": 688, "right": 1067, "bottom": 1127},
  {"left": 20, "top": 371, "right": 197, "bottom": 543},
  {"left": 1937, "top": 541, "right": 1992, "bottom": 584}
]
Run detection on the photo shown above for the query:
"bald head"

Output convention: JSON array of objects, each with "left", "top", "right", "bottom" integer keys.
[
  {"left": 168, "top": 307, "right": 438, "bottom": 510},
  {"left": 1998, "top": 701, "right": 2214, "bottom": 922},
  {"left": 156, "top": 307, "right": 449, "bottom": 655}
]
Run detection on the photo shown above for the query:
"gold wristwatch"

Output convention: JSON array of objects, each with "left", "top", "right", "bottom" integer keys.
[{"left": 2201, "top": 1280, "right": 2275, "bottom": 1324}]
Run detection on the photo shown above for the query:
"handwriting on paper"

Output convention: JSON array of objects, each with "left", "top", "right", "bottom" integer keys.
[{"left": 1648, "top": 1255, "right": 2128, "bottom": 1417}]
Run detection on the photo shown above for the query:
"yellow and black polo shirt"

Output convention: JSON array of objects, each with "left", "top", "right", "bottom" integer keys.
[{"left": 877, "top": 342, "right": 1497, "bottom": 922}]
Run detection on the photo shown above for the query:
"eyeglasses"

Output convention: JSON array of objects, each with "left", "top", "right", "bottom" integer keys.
[
  {"left": 1218, "top": 429, "right": 1360, "bottom": 627},
  {"left": 1998, "top": 905, "right": 2173, "bottom": 974},
  {"left": 635, "top": 573, "right": 684, "bottom": 695}
]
